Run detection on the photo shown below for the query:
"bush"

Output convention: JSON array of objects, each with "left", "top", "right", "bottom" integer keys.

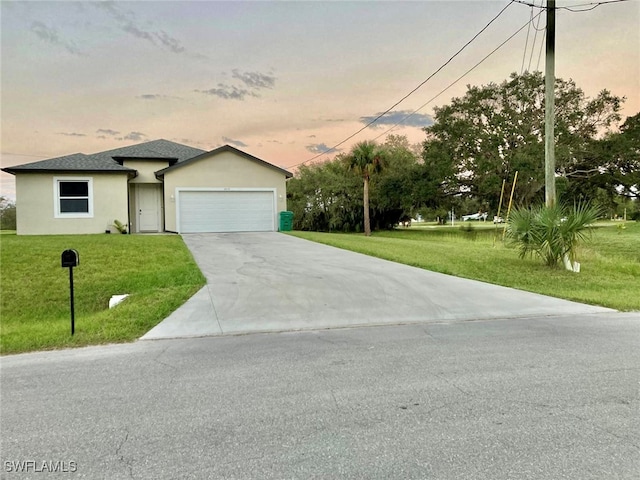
[{"left": 507, "top": 202, "right": 601, "bottom": 268}]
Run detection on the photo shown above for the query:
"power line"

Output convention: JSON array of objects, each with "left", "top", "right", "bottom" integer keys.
[
  {"left": 292, "top": 0, "right": 516, "bottom": 168},
  {"left": 520, "top": 3, "right": 535, "bottom": 74},
  {"left": 370, "top": 10, "right": 545, "bottom": 143},
  {"left": 512, "top": 0, "right": 630, "bottom": 11},
  {"left": 535, "top": 20, "right": 546, "bottom": 71},
  {"left": 1, "top": 151, "right": 48, "bottom": 158},
  {"left": 527, "top": 0, "right": 544, "bottom": 71}
]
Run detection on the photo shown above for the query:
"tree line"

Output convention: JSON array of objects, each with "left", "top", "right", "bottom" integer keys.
[
  {"left": 0, "top": 196, "right": 16, "bottom": 230},
  {"left": 288, "top": 72, "right": 639, "bottom": 232}
]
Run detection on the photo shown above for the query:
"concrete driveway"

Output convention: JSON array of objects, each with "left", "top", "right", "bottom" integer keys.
[{"left": 142, "top": 233, "right": 613, "bottom": 340}]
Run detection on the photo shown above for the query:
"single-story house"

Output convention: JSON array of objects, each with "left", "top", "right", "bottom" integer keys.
[{"left": 2, "top": 139, "right": 293, "bottom": 235}]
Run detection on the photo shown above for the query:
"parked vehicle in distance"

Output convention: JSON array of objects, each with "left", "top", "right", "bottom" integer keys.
[
  {"left": 493, "top": 216, "right": 504, "bottom": 223},
  {"left": 462, "top": 212, "right": 488, "bottom": 221}
]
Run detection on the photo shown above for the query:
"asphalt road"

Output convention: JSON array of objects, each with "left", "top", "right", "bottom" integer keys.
[{"left": 1, "top": 312, "right": 638, "bottom": 479}]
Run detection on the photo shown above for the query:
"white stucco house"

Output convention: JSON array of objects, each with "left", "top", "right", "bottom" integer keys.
[{"left": 2, "top": 139, "right": 293, "bottom": 235}]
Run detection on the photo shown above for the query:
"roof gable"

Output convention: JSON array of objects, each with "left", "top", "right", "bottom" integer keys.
[
  {"left": 94, "top": 139, "right": 206, "bottom": 163},
  {"left": 155, "top": 145, "right": 293, "bottom": 178}
]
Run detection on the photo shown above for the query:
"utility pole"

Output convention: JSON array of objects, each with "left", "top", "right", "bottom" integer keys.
[{"left": 544, "top": 0, "right": 556, "bottom": 207}]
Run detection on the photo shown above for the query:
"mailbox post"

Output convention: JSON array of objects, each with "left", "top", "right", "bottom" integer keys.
[{"left": 61, "top": 249, "right": 79, "bottom": 335}]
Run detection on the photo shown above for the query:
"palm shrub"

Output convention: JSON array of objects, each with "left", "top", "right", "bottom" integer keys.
[{"left": 507, "top": 202, "right": 601, "bottom": 268}]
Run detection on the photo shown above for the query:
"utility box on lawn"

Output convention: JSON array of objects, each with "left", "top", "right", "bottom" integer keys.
[{"left": 279, "top": 211, "right": 294, "bottom": 231}]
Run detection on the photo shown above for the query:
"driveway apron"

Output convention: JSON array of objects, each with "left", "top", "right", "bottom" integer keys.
[{"left": 141, "top": 232, "right": 614, "bottom": 339}]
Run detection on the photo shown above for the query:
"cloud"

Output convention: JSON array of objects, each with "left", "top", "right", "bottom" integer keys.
[
  {"left": 222, "top": 137, "right": 248, "bottom": 148},
  {"left": 95, "top": 129, "right": 146, "bottom": 142},
  {"left": 119, "top": 132, "right": 146, "bottom": 141},
  {"left": 136, "top": 94, "right": 180, "bottom": 100},
  {"left": 170, "top": 138, "right": 206, "bottom": 147},
  {"left": 306, "top": 143, "right": 341, "bottom": 154},
  {"left": 231, "top": 69, "right": 275, "bottom": 90},
  {"left": 196, "top": 69, "right": 276, "bottom": 101},
  {"left": 30, "top": 21, "right": 84, "bottom": 56},
  {"left": 96, "top": 129, "right": 119, "bottom": 139},
  {"left": 97, "top": 128, "right": 119, "bottom": 135},
  {"left": 359, "top": 110, "right": 434, "bottom": 128},
  {"left": 154, "top": 30, "right": 185, "bottom": 54},
  {"left": 57, "top": 132, "right": 86, "bottom": 137},
  {"left": 137, "top": 94, "right": 162, "bottom": 100},
  {"left": 195, "top": 85, "right": 256, "bottom": 101},
  {"left": 121, "top": 21, "right": 154, "bottom": 43},
  {"left": 93, "top": 2, "right": 185, "bottom": 54}
]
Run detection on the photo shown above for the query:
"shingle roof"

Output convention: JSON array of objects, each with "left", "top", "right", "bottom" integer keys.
[
  {"left": 2, "top": 153, "right": 135, "bottom": 173},
  {"left": 2, "top": 140, "right": 292, "bottom": 179},
  {"left": 94, "top": 139, "right": 206, "bottom": 163},
  {"left": 2, "top": 139, "right": 207, "bottom": 175}
]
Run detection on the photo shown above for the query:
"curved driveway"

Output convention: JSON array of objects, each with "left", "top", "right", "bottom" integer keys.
[{"left": 142, "top": 233, "right": 613, "bottom": 339}]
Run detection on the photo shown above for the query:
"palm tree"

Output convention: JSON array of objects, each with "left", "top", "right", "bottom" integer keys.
[
  {"left": 347, "top": 140, "right": 385, "bottom": 236},
  {"left": 507, "top": 202, "right": 601, "bottom": 270}
]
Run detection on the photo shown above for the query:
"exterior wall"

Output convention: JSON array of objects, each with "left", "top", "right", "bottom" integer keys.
[
  {"left": 15, "top": 173, "right": 130, "bottom": 235},
  {"left": 122, "top": 160, "right": 168, "bottom": 184},
  {"left": 162, "top": 151, "right": 288, "bottom": 232},
  {"left": 128, "top": 183, "right": 137, "bottom": 232}
]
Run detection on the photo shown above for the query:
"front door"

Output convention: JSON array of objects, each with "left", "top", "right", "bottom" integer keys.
[{"left": 137, "top": 184, "right": 161, "bottom": 232}]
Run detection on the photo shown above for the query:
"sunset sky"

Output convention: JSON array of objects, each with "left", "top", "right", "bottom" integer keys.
[{"left": 2, "top": 0, "right": 639, "bottom": 199}]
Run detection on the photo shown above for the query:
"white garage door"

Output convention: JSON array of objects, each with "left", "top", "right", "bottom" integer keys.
[{"left": 178, "top": 190, "right": 276, "bottom": 233}]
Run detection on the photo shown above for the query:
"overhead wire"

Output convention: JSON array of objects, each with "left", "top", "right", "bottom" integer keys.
[
  {"left": 535, "top": 21, "right": 546, "bottom": 70},
  {"left": 291, "top": 0, "right": 628, "bottom": 170},
  {"left": 560, "top": 0, "right": 630, "bottom": 10},
  {"left": 527, "top": 1, "right": 544, "bottom": 71},
  {"left": 520, "top": 3, "right": 535, "bottom": 74},
  {"left": 511, "top": 0, "right": 630, "bottom": 11},
  {"left": 370, "top": 9, "right": 545, "bottom": 142},
  {"left": 291, "top": 0, "right": 516, "bottom": 168},
  {"left": 1, "top": 152, "right": 49, "bottom": 158}
]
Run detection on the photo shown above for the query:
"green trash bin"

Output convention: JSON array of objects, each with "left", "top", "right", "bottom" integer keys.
[{"left": 279, "top": 211, "right": 294, "bottom": 231}]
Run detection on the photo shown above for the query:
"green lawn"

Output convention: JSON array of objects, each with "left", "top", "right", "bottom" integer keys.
[
  {"left": 2, "top": 224, "right": 637, "bottom": 355},
  {"left": 289, "top": 222, "right": 640, "bottom": 311},
  {"left": 1, "top": 234, "right": 205, "bottom": 355}
]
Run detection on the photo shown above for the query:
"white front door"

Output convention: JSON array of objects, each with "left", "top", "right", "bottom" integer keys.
[{"left": 137, "top": 184, "right": 162, "bottom": 232}]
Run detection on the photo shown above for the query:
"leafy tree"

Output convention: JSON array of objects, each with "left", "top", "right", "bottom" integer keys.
[
  {"left": 423, "top": 72, "right": 624, "bottom": 211},
  {"left": 370, "top": 135, "right": 421, "bottom": 228},
  {"left": 347, "top": 140, "right": 386, "bottom": 236},
  {"left": 287, "top": 156, "right": 362, "bottom": 232},
  {"left": 0, "top": 196, "right": 16, "bottom": 230},
  {"left": 598, "top": 113, "right": 639, "bottom": 200},
  {"left": 288, "top": 135, "right": 424, "bottom": 232},
  {"left": 557, "top": 112, "right": 639, "bottom": 213}
]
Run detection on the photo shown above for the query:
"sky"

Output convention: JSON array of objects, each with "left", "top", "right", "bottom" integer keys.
[{"left": 1, "top": 0, "right": 639, "bottom": 199}]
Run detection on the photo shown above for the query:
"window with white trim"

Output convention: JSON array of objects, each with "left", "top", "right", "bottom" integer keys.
[{"left": 54, "top": 177, "right": 93, "bottom": 217}]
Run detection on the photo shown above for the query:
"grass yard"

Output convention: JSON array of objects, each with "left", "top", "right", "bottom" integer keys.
[
  {"left": 289, "top": 221, "right": 640, "bottom": 311},
  {"left": 0, "top": 234, "right": 205, "bottom": 355}
]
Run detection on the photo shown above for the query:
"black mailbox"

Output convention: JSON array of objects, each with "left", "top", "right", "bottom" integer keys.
[{"left": 61, "top": 249, "right": 79, "bottom": 268}]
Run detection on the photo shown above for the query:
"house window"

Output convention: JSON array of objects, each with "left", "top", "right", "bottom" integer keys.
[{"left": 54, "top": 177, "right": 93, "bottom": 218}]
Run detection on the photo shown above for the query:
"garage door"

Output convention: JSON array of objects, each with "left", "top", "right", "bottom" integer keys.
[{"left": 178, "top": 190, "right": 275, "bottom": 233}]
